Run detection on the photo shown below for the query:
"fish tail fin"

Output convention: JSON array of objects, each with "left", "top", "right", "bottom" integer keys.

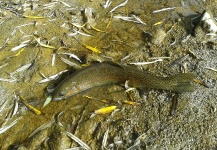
[{"left": 168, "top": 73, "right": 195, "bottom": 93}]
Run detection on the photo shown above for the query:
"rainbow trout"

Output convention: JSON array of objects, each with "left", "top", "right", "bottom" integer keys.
[{"left": 52, "top": 62, "right": 195, "bottom": 100}]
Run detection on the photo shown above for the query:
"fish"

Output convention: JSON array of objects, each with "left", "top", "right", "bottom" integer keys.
[{"left": 52, "top": 62, "right": 195, "bottom": 101}]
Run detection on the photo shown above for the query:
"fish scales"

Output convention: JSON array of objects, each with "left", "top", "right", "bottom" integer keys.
[{"left": 52, "top": 62, "right": 195, "bottom": 100}]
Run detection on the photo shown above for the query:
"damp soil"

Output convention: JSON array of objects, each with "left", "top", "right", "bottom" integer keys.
[{"left": 0, "top": 0, "right": 216, "bottom": 149}]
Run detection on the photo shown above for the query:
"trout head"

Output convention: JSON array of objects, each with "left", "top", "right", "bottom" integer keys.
[{"left": 52, "top": 82, "right": 79, "bottom": 101}]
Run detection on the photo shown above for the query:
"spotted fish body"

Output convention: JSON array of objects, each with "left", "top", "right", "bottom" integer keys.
[{"left": 52, "top": 62, "right": 195, "bottom": 100}]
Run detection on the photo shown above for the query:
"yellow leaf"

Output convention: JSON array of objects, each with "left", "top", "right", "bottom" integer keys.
[
  {"left": 123, "top": 100, "right": 141, "bottom": 105},
  {"left": 83, "top": 44, "right": 101, "bottom": 53},
  {"left": 153, "top": 21, "right": 163, "bottom": 26},
  {"left": 90, "top": 26, "right": 107, "bottom": 33},
  {"left": 35, "top": 38, "right": 56, "bottom": 49},
  {"left": 94, "top": 106, "right": 117, "bottom": 114},
  {"left": 14, "top": 48, "right": 25, "bottom": 56},
  {"left": 20, "top": 96, "right": 42, "bottom": 115},
  {"left": 23, "top": 15, "right": 45, "bottom": 19}
]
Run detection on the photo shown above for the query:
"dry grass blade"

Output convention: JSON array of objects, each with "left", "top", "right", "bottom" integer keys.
[
  {"left": 11, "top": 43, "right": 28, "bottom": 51},
  {"left": 58, "top": 53, "right": 82, "bottom": 62},
  {"left": 204, "top": 67, "right": 217, "bottom": 72},
  {"left": 38, "top": 70, "right": 68, "bottom": 83},
  {"left": 10, "top": 63, "right": 32, "bottom": 77},
  {"left": 35, "top": 38, "right": 56, "bottom": 49},
  {"left": 152, "top": 7, "right": 176, "bottom": 13},
  {"left": 0, "top": 116, "right": 22, "bottom": 134},
  {"left": 28, "top": 120, "right": 55, "bottom": 138},
  {"left": 0, "top": 78, "right": 16, "bottom": 82},
  {"left": 0, "top": 101, "right": 8, "bottom": 114},
  {"left": 101, "top": 0, "right": 112, "bottom": 9},
  {"left": 128, "top": 59, "right": 163, "bottom": 65},
  {"left": 60, "top": 57, "right": 82, "bottom": 69},
  {"left": 102, "top": 129, "right": 109, "bottom": 149},
  {"left": 66, "top": 132, "right": 91, "bottom": 150},
  {"left": 110, "top": 0, "right": 128, "bottom": 12},
  {"left": 11, "top": 100, "right": 19, "bottom": 117}
]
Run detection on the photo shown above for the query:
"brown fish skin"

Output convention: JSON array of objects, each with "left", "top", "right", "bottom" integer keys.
[
  {"left": 123, "top": 65, "right": 195, "bottom": 93},
  {"left": 52, "top": 62, "right": 195, "bottom": 101}
]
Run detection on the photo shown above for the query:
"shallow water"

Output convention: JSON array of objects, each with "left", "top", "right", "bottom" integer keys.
[{"left": 0, "top": 0, "right": 216, "bottom": 149}]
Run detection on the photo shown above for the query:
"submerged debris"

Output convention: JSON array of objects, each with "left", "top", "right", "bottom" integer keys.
[
  {"left": 70, "top": 22, "right": 87, "bottom": 28},
  {"left": 153, "top": 21, "right": 163, "bottom": 26},
  {"left": 151, "top": 29, "right": 167, "bottom": 45},
  {"left": 90, "top": 25, "right": 107, "bottom": 33},
  {"left": 0, "top": 22, "right": 34, "bottom": 50},
  {"left": 35, "top": 38, "right": 56, "bottom": 49},
  {"left": 0, "top": 101, "right": 8, "bottom": 115},
  {"left": 0, "top": 29, "right": 17, "bottom": 50},
  {"left": 94, "top": 106, "right": 117, "bottom": 114},
  {"left": 51, "top": 53, "right": 56, "bottom": 66},
  {"left": 204, "top": 67, "right": 217, "bottom": 72},
  {"left": 170, "top": 54, "right": 189, "bottom": 68},
  {"left": 0, "top": 116, "right": 22, "bottom": 134},
  {"left": 60, "top": 57, "right": 82, "bottom": 69},
  {"left": 23, "top": 15, "right": 45, "bottom": 19},
  {"left": 0, "top": 78, "right": 16, "bottom": 82},
  {"left": 58, "top": 53, "right": 82, "bottom": 62},
  {"left": 0, "top": 63, "right": 8, "bottom": 69},
  {"left": 113, "top": 14, "right": 146, "bottom": 25},
  {"left": 101, "top": 0, "right": 112, "bottom": 9},
  {"left": 109, "top": 0, "right": 128, "bottom": 12},
  {"left": 82, "top": 44, "right": 101, "bottom": 53},
  {"left": 43, "top": 95, "right": 52, "bottom": 107},
  {"left": 132, "top": 15, "right": 146, "bottom": 25},
  {"left": 169, "top": 94, "right": 179, "bottom": 116},
  {"left": 66, "top": 132, "right": 91, "bottom": 150},
  {"left": 194, "top": 10, "right": 217, "bottom": 40},
  {"left": 38, "top": 70, "right": 68, "bottom": 83},
  {"left": 11, "top": 40, "right": 30, "bottom": 51},
  {"left": 127, "top": 132, "right": 147, "bottom": 150},
  {"left": 10, "top": 63, "right": 32, "bottom": 78},
  {"left": 20, "top": 96, "right": 42, "bottom": 115},
  {"left": 200, "top": 10, "right": 217, "bottom": 33},
  {"left": 152, "top": 7, "right": 176, "bottom": 13},
  {"left": 22, "top": 101, "right": 42, "bottom": 115},
  {"left": 128, "top": 58, "right": 163, "bottom": 65},
  {"left": 68, "top": 29, "right": 92, "bottom": 37},
  {"left": 56, "top": 111, "right": 64, "bottom": 127},
  {"left": 181, "top": 34, "right": 191, "bottom": 43},
  {"left": 102, "top": 129, "right": 109, "bottom": 149},
  {"left": 123, "top": 100, "right": 141, "bottom": 106},
  {"left": 11, "top": 99, "right": 19, "bottom": 117},
  {"left": 28, "top": 120, "right": 55, "bottom": 138},
  {"left": 14, "top": 48, "right": 25, "bottom": 57}
]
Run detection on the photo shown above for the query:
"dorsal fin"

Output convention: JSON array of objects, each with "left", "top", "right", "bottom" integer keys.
[{"left": 102, "top": 61, "right": 124, "bottom": 69}]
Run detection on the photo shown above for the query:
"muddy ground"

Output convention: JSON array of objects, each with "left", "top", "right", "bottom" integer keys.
[{"left": 0, "top": 0, "right": 216, "bottom": 149}]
